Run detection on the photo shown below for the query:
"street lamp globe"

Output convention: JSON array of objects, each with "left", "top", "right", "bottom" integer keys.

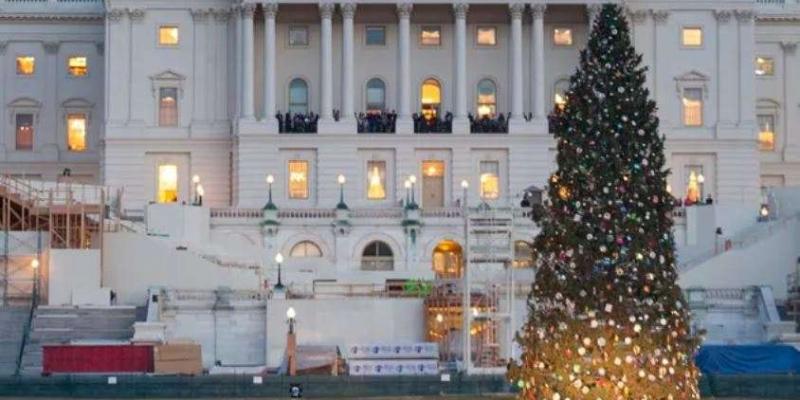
[
  {"left": 30, "top": 259, "right": 39, "bottom": 269},
  {"left": 286, "top": 307, "right": 296, "bottom": 320},
  {"left": 192, "top": 175, "right": 201, "bottom": 184},
  {"left": 408, "top": 175, "right": 417, "bottom": 184},
  {"left": 461, "top": 179, "right": 469, "bottom": 189},
  {"left": 275, "top": 253, "right": 284, "bottom": 264},
  {"left": 196, "top": 184, "right": 205, "bottom": 197},
  {"left": 266, "top": 174, "right": 275, "bottom": 184},
  {"left": 337, "top": 174, "right": 346, "bottom": 185}
]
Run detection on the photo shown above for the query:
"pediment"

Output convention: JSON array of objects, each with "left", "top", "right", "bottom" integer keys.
[
  {"left": 149, "top": 69, "right": 186, "bottom": 82},
  {"left": 61, "top": 97, "right": 94, "bottom": 109},
  {"left": 8, "top": 97, "right": 42, "bottom": 108},
  {"left": 674, "top": 70, "right": 710, "bottom": 82}
]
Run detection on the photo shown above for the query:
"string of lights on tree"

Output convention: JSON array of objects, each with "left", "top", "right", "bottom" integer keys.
[{"left": 508, "top": 5, "right": 700, "bottom": 400}]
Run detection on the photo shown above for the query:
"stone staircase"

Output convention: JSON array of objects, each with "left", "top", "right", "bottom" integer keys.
[
  {"left": 0, "top": 306, "right": 30, "bottom": 376},
  {"left": 19, "top": 306, "right": 138, "bottom": 375}
]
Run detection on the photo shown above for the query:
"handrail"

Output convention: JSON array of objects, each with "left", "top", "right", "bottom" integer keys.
[{"left": 14, "top": 286, "right": 36, "bottom": 377}]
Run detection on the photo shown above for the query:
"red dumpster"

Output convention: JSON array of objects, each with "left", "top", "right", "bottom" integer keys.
[{"left": 43, "top": 344, "right": 154, "bottom": 374}]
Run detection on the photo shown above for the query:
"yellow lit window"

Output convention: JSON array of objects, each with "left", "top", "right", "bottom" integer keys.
[
  {"left": 421, "top": 79, "right": 442, "bottom": 120},
  {"left": 553, "top": 28, "right": 572, "bottom": 46},
  {"left": 476, "top": 27, "right": 496, "bottom": 46},
  {"left": 157, "top": 164, "right": 179, "bottom": 203},
  {"left": 16, "top": 56, "right": 35, "bottom": 75},
  {"left": 480, "top": 161, "right": 499, "bottom": 200},
  {"left": 685, "top": 167, "right": 704, "bottom": 204},
  {"left": 476, "top": 79, "right": 496, "bottom": 118},
  {"left": 423, "top": 160, "right": 444, "bottom": 178},
  {"left": 66, "top": 113, "right": 87, "bottom": 152},
  {"left": 68, "top": 56, "right": 87, "bottom": 77},
  {"left": 366, "top": 161, "right": 386, "bottom": 200},
  {"left": 15, "top": 114, "right": 34, "bottom": 151},
  {"left": 420, "top": 26, "right": 441, "bottom": 46},
  {"left": 682, "top": 88, "right": 703, "bottom": 127},
  {"left": 158, "top": 26, "right": 179, "bottom": 46},
  {"left": 288, "top": 160, "right": 309, "bottom": 199},
  {"left": 682, "top": 28, "right": 703, "bottom": 47},
  {"left": 758, "top": 114, "right": 775, "bottom": 151},
  {"left": 159, "top": 87, "right": 178, "bottom": 127},
  {"left": 755, "top": 57, "right": 774, "bottom": 76},
  {"left": 554, "top": 80, "right": 569, "bottom": 110}
]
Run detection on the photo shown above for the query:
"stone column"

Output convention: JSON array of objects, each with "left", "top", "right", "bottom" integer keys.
[
  {"left": 628, "top": 9, "right": 652, "bottom": 94},
  {"left": 736, "top": 9, "right": 756, "bottom": 129},
  {"left": 587, "top": 4, "right": 602, "bottom": 30},
  {"left": 341, "top": 3, "right": 357, "bottom": 127},
  {"left": 531, "top": 4, "right": 546, "bottom": 121},
  {"left": 396, "top": 3, "right": 413, "bottom": 134},
  {"left": 191, "top": 9, "right": 210, "bottom": 128},
  {"left": 241, "top": 4, "right": 256, "bottom": 121},
  {"left": 452, "top": 4, "right": 469, "bottom": 134},
  {"left": 782, "top": 41, "right": 799, "bottom": 161},
  {"left": 509, "top": 3, "right": 525, "bottom": 132},
  {"left": 714, "top": 10, "right": 737, "bottom": 129},
  {"left": 234, "top": 5, "right": 243, "bottom": 121},
  {"left": 319, "top": 3, "right": 335, "bottom": 129},
  {"left": 263, "top": 2, "right": 278, "bottom": 132}
]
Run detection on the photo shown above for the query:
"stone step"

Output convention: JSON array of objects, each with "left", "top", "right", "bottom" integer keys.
[
  {"left": 33, "top": 315, "right": 135, "bottom": 330},
  {"left": 30, "top": 328, "right": 133, "bottom": 342}
]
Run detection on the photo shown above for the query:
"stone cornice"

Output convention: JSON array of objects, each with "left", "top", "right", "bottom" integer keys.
[{"left": 0, "top": 13, "right": 103, "bottom": 22}]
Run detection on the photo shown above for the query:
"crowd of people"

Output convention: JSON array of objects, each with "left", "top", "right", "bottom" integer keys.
[
  {"left": 413, "top": 112, "right": 453, "bottom": 133},
  {"left": 468, "top": 113, "right": 510, "bottom": 133},
  {"left": 276, "top": 112, "right": 319, "bottom": 133},
  {"left": 356, "top": 111, "right": 397, "bottom": 133}
]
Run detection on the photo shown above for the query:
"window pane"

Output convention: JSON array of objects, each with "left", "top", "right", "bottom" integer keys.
[
  {"left": 755, "top": 57, "right": 774, "bottom": 76},
  {"left": 554, "top": 80, "right": 569, "bottom": 109},
  {"left": 553, "top": 28, "right": 573, "bottom": 46},
  {"left": 67, "top": 113, "right": 87, "bottom": 152},
  {"left": 421, "top": 79, "right": 441, "bottom": 120},
  {"left": 365, "top": 26, "right": 386, "bottom": 46},
  {"left": 682, "top": 88, "right": 703, "bottom": 126},
  {"left": 157, "top": 164, "right": 179, "bottom": 203},
  {"left": 367, "top": 160, "right": 387, "bottom": 200},
  {"left": 420, "top": 26, "right": 441, "bottom": 46},
  {"left": 159, "top": 87, "right": 179, "bottom": 127},
  {"left": 685, "top": 166, "right": 704, "bottom": 204},
  {"left": 159, "top": 26, "right": 179, "bottom": 45},
  {"left": 16, "top": 56, "right": 35, "bottom": 75},
  {"left": 289, "top": 79, "right": 309, "bottom": 114},
  {"left": 682, "top": 28, "right": 702, "bottom": 47},
  {"left": 758, "top": 114, "right": 775, "bottom": 151},
  {"left": 477, "top": 27, "right": 496, "bottom": 46},
  {"left": 15, "top": 114, "right": 34, "bottom": 151},
  {"left": 513, "top": 241, "right": 533, "bottom": 269},
  {"left": 361, "top": 241, "right": 393, "bottom": 271},
  {"left": 289, "top": 26, "right": 309, "bottom": 46},
  {"left": 477, "top": 79, "right": 496, "bottom": 118},
  {"left": 290, "top": 241, "right": 322, "bottom": 258},
  {"left": 288, "top": 160, "right": 309, "bottom": 199},
  {"left": 366, "top": 79, "right": 386, "bottom": 112},
  {"left": 480, "top": 161, "right": 500, "bottom": 200},
  {"left": 68, "top": 56, "right": 87, "bottom": 77}
]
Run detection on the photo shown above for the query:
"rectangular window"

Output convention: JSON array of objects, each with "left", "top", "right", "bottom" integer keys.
[
  {"left": 158, "top": 26, "right": 179, "bottom": 46},
  {"left": 15, "top": 114, "right": 34, "bottom": 151},
  {"left": 758, "top": 114, "right": 775, "bottom": 151},
  {"left": 159, "top": 87, "right": 179, "bottom": 127},
  {"left": 755, "top": 56, "right": 774, "bottom": 76},
  {"left": 289, "top": 26, "right": 309, "bottom": 46},
  {"left": 476, "top": 27, "right": 497, "bottom": 46},
  {"left": 420, "top": 26, "right": 441, "bottom": 46},
  {"left": 479, "top": 161, "right": 500, "bottom": 200},
  {"left": 421, "top": 160, "right": 445, "bottom": 208},
  {"left": 366, "top": 161, "right": 387, "bottom": 200},
  {"left": 66, "top": 113, "right": 87, "bottom": 152},
  {"left": 682, "top": 88, "right": 703, "bottom": 127},
  {"left": 553, "top": 28, "right": 573, "bottom": 46},
  {"left": 16, "top": 56, "right": 35, "bottom": 75},
  {"left": 67, "top": 56, "right": 87, "bottom": 77},
  {"left": 685, "top": 165, "right": 704, "bottom": 204},
  {"left": 365, "top": 26, "right": 386, "bottom": 46},
  {"left": 157, "top": 164, "right": 179, "bottom": 203},
  {"left": 682, "top": 27, "right": 702, "bottom": 47},
  {"left": 288, "top": 160, "right": 309, "bottom": 199}
]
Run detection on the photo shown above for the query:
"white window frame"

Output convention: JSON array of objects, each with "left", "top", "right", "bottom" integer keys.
[
  {"left": 150, "top": 70, "right": 186, "bottom": 128},
  {"left": 7, "top": 97, "right": 41, "bottom": 152},
  {"left": 365, "top": 25, "right": 386, "bottom": 46},
  {"left": 475, "top": 26, "right": 497, "bottom": 47},
  {"left": 288, "top": 25, "right": 310, "bottom": 48},
  {"left": 66, "top": 55, "right": 89, "bottom": 78},
  {"left": 419, "top": 25, "right": 442, "bottom": 47},
  {"left": 674, "top": 70, "right": 709, "bottom": 128},
  {"left": 61, "top": 98, "right": 94, "bottom": 152},
  {"left": 552, "top": 27, "right": 573, "bottom": 47}
]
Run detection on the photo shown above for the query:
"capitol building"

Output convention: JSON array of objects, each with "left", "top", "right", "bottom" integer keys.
[{"left": 0, "top": 0, "right": 799, "bottom": 376}]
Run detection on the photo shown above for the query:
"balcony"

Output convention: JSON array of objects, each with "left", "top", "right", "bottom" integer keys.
[
  {"left": 469, "top": 113, "right": 509, "bottom": 134},
  {"left": 276, "top": 112, "right": 318, "bottom": 134},
  {"left": 413, "top": 112, "right": 453, "bottom": 134},
  {"left": 356, "top": 111, "right": 396, "bottom": 134}
]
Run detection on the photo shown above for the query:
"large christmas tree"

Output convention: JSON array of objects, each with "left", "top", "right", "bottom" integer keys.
[{"left": 509, "top": 5, "right": 699, "bottom": 400}]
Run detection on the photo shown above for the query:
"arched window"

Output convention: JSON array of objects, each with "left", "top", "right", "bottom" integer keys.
[
  {"left": 513, "top": 241, "right": 533, "bottom": 268},
  {"left": 476, "top": 79, "right": 496, "bottom": 118},
  {"left": 288, "top": 78, "right": 309, "bottom": 114},
  {"left": 361, "top": 241, "right": 394, "bottom": 271},
  {"left": 553, "top": 79, "right": 569, "bottom": 110},
  {"left": 420, "top": 78, "right": 441, "bottom": 120},
  {"left": 366, "top": 78, "right": 386, "bottom": 113},
  {"left": 289, "top": 240, "right": 322, "bottom": 258}
]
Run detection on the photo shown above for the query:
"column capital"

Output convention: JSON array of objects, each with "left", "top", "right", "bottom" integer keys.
[
  {"left": 626, "top": 8, "right": 648, "bottom": 24},
  {"left": 397, "top": 3, "right": 413, "bottom": 18},
  {"left": 713, "top": 9, "right": 733, "bottom": 23},
  {"left": 651, "top": 10, "right": 670, "bottom": 24},
  {"left": 529, "top": 4, "right": 546, "bottom": 19},
  {"left": 453, "top": 4, "right": 469, "bottom": 19},
  {"left": 586, "top": 4, "right": 602, "bottom": 20},
  {"left": 263, "top": 2, "right": 278, "bottom": 18},
  {"left": 213, "top": 8, "right": 232, "bottom": 22},
  {"left": 127, "top": 8, "right": 145, "bottom": 22},
  {"left": 509, "top": 3, "right": 525, "bottom": 19},
  {"left": 781, "top": 41, "right": 798, "bottom": 54},
  {"left": 319, "top": 3, "right": 335, "bottom": 19},
  {"left": 106, "top": 8, "right": 126, "bottom": 23},
  {"left": 43, "top": 41, "right": 60, "bottom": 54},
  {"left": 735, "top": 9, "right": 755, "bottom": 23},
  {"left": 0, "top": 41, "right": 8, "bottom": 55},
  {"left": 342, "top": 3, "right": 357, "bottom": 19},
  {"left": 242, "top": 3, "right": 257, "bottom": 17},
  {"left": 191, "top": 8, "right": 211, "bottom": 22}
]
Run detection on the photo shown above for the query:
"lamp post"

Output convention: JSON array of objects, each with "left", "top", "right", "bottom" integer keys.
[
  {"left": 287, "top": 306, "right": 296, "bottom": 334},
  {"left": 192, "top": 175, "right": 201, "bottom": 206},
  {"left": 286, "top": 306, "right": 297, "bottom": 376},
  {"left": 336, "top": 174, "right": 347, "bottom": 210},
  {"left": 408, "top": 174, "right": 417, "bottom": 206},
  {"left": 404, "top": 179, "right": 411, "bottom": 206},
  {"left": 31, "top": 258, "right": 40, "bottom": 306},
  {"left": 274, "top": 252, "right": 284, "bottom": 290},
  {"left": 461, "top": 179, "right": 469, "bottom": 208},
  {"left": 266, "top": 174, "right": 274, "bottom": 205},
  {"left": 196, "top": 184, "right": 204, "bottom": 206}
]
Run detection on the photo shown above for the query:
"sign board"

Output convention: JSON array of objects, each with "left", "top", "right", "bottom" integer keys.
[
  {"left": 344, "top": 343, "right": 439, "bottom": 360},
  {"left": 348, "top": 359, "right": 439, "bottom": 376}
]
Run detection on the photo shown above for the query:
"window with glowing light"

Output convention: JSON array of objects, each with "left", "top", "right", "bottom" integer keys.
[
  {"left": 366, "top": 161, "right": 387, "bottom": 200},
  {"left": 476, "top": 26, "right": 496, "bottom": 46},
  {"left": 682, "top": 88, "right": 703, "bottom": 127},
  {"left": 476, "top": 79, "right": 496, "bottom": 118},
  {"left": 479, "top": 161, "right": 500, "bottom": 200},
  {"left": 432, "top": 240, "right": 463, "bottom": 279},
  {"left": 15, "top": 114, "right": 34, "bottom": 151},
  {"left": 366, "top": 78, "right": 386, "bottom": 113},
  {"left": 158, "top": 26, "right": 179, "bottom": 46},
  {"left": 758, "top": 114, "right": 775, "bottom": 151},
  {"left": 420, "top": 26, "right": 441, "bottom": 46},
  {"left": 420, "top": 79, "right": 441, "bottom": 120},
  {"left": 554, "top": 80, "right": 569, "bottom": 110},
  {"left": 157, "top": 164, "right": 179, "bottom": 203},
  {"left": 553, "top": 28, "right": 572, "bottom": 46},
  {"left": 684, "top": 166, "right": 704, "bottom": 204},
  {"left": 288, "top": 160, "right": 309, "bottom": 199},
  {"left": 159, "top": 87, "right": 179, "bottom": 127},
  {"left": 289, "top": 78, "right": 309, "bottom": 114},
  {"left": 361, "top": 241, "right": 394, "bottom": 271},
  {"left": 755, "top": 56, "right": 774, "bottom": 76},
  {"left": 67, "top": 56, "right": 88, "bottom": 77},
  {"left": 513, "top": 241, "right": 533, "bottom": 268},
  {"left": 421, "top": 160, "right": 445, "bottom": 208},
  {"left": 681, "top": 27, "right": 702, "bottom": 47},
  {"left": 289, "top": 241, "right": 322, "bottom": 258},
  {"left": 16, "top": 56, "right": 35, "bottom": 76},
  {"left": 66, "top": 113, "right": 87, "bottom": 152}
]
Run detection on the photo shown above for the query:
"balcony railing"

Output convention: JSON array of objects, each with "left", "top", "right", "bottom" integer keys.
[
  {"left": 0, "top": 0, "right": 104, "bottom": 14},
  {"left": 413, "top": 112, "right": 453, "bottom": 133},
  {"left": 356, "top": 111, "right": 396, "bottom": 133},
  {"left": 469, "top": 113, "right": 509, "bottom": 133},
  {"left": 276, "top": 112, "right": 318, "bottom": 133}
]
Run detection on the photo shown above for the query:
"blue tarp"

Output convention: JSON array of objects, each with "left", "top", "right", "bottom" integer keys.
[{"left": 695, "top": 345, "right": 800, "bottom": 375}]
